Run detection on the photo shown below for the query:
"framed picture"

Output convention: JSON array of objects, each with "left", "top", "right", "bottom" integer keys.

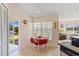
[{"left": 54, "top": 22, "right": 56, "bottom": 29}]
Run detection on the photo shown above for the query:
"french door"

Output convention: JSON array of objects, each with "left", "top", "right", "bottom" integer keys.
[{"left": 0, "top": 4, "right": 8, "bottom": 56}]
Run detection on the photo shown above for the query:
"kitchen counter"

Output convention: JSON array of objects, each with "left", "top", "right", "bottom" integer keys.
[{"left": 59, "top": 42, "right": 79, "bottom": 56}]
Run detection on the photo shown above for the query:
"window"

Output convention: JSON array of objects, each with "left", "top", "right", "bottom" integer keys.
[
  {"left": 29, "top": 22, "right": 52, "bottom": 40},
  {"left": 60, "top": 24, "right": 79, "bottom": 34},
  {"left": 66, "top": 27, "right": 73, "bottom": 34}
]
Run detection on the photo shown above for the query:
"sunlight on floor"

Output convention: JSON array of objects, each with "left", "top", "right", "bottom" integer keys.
[{"left": 9, "top": 43, "right": 19, "bottom": 56}]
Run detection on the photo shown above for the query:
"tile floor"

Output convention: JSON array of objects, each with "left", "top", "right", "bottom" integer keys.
[
  {"left": 10, "top": 45, "right": 60, "bottom": 56},
  {"left": 9, "top": 39, "right": 71, "bottom": 56},
  {"left": 9, "top": 43, "right": 19, "bottom": 56}
]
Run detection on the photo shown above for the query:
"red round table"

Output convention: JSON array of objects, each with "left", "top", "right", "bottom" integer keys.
[{"left": 30, "top": 37, "right": 48, "bottom": 45}]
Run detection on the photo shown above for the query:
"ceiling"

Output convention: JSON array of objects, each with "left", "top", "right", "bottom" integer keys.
[{"left": 17, "top": 3, "right": 79, "bottom": 20}]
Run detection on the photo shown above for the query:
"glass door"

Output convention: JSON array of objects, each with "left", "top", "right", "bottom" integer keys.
[{"left": 8, "top": 21, "right": 19, "bottom": 55}]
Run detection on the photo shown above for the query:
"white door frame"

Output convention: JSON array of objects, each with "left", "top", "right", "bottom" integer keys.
[
  {"left": 0, "top": 3, "right": 8, "bottom": 56},
  {"left": 0, "top": 4, "right": 2, "bottom": 56}
]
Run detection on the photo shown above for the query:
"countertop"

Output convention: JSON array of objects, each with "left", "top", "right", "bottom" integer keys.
[{"left": 59, "top": 42, "right": 79, "bottom": 55}]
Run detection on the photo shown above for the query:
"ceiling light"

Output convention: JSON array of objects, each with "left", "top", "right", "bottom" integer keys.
[{"left": 36, "top": 10, "right": 40, "bottom": 14}]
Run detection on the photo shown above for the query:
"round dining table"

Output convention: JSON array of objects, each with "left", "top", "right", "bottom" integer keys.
[{"left": 30, "top": 36, "right": 48, "bottom": 46}]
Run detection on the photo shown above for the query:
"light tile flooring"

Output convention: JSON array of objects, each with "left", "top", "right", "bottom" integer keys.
[
  {"left": 10, "top": 45, "right": 60, "bottom": 56},
  {"left": 9, "top": 39, "right": 71, "bottom": 56},
  {"left": 9, "top": 43, "right": 19, "bottom": 56}
]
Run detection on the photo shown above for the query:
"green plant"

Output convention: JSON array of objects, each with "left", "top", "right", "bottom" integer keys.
[
  {"left": 9, "top": 25, "right": 13, "bottom": 31},
  {"left": 14, "top": 26, "right": 18, "bottom": 35},
  {"left": 59, "top": 28, "right": 65, "bottom": 32},
  {"left": 66, "top": 27, "right": 73, "bottom": 30}
]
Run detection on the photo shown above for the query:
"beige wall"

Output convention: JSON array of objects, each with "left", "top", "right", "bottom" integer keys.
[
  {"left": 59, "top": 20, "right": 79, "bottom": 28},
  {"left": 60, "top": 20, "right": 79, "bottom": 24}
]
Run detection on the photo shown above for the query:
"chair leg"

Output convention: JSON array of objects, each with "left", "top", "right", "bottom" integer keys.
[
  {"left": 42, "top": 44, "right": 44, "bottom": 50},
  {"left": 46, "top": 44, "right": 48, "bottom": 50},
  {"left": 37, "top": 45, "right": 39, "bottom": 50}
]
